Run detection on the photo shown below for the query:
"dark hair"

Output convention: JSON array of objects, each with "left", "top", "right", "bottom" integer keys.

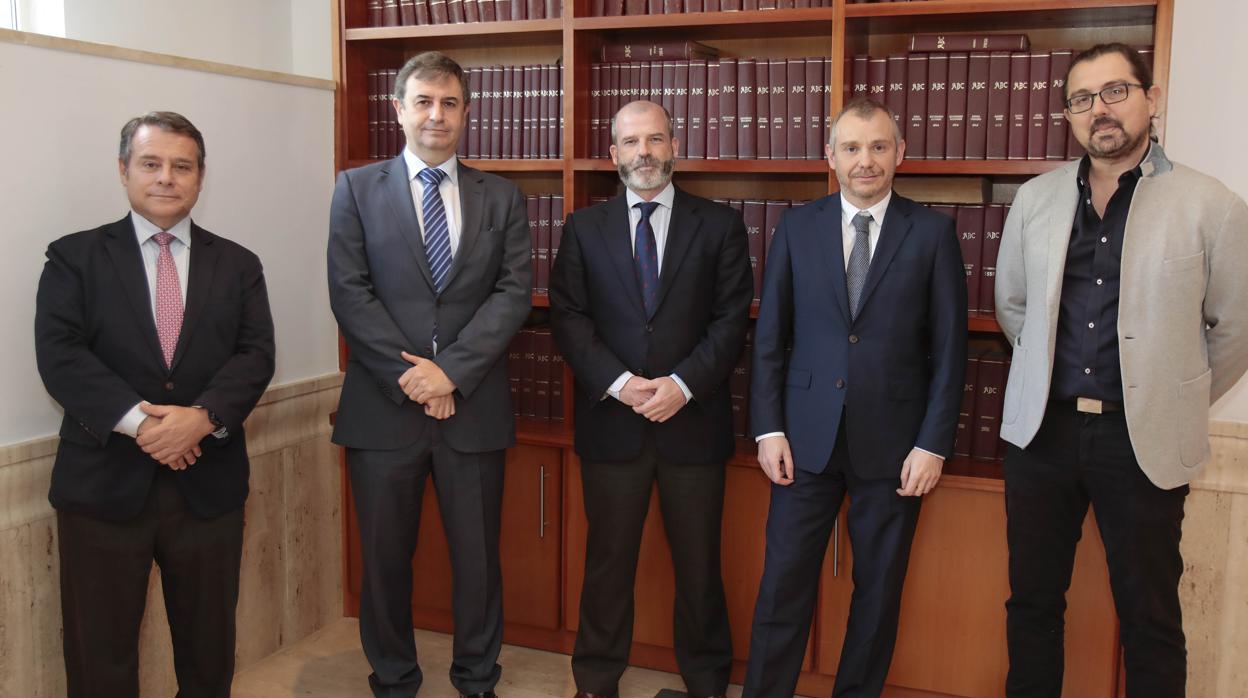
[
  {"left": 828, "top": 97, "right": 903, "bottom": 148},
  {"left": 394, "top": 51, "right": 472, "bottom": 105},
  {"left": 119, "top": 111, "right": 206, "bottom": 170},
  {"left": 610, "top": 100, "right": 675, "bottom": 145},
  {"left": 1065, "top": 43, "right": 1154, "bottom": 99}
]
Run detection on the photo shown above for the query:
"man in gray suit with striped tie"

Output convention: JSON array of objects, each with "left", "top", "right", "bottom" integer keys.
[{"left": 328, "top": 51, "right": 532, "bottom": 698}]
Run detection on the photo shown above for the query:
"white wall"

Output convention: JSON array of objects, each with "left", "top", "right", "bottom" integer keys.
[
  {"left": 1167, "top": 1, "right": 1248, "bottom": 422},
  {"left": 0, "top": 38, "right": 338, "bottom": 445}
]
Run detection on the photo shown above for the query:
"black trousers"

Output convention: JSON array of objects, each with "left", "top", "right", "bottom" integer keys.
[
  {"left": 744, "top": 421, "right": 921, "bottom": 698},
  {"left": 348, "top": 429, "right": 505, "bottom": 698},
  {"left": 572, "top": 440, "right": 733, "bottom": 696},
  {"left": 1004, "top": 402, "right": 1188, "bottom": 698},
  {"left": 57, "top": 468, "right": 245, "bottom": 698}
]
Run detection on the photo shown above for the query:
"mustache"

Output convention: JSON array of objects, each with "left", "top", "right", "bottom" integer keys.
[
  {"left": 1092, "top": 116, "right": 1123, "bottom": 132},
  {"left": 627, "top": 156, "right": 661, "bottom": 170}
]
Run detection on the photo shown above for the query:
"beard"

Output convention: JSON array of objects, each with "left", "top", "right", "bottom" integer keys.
[
  {"left": 618, "top": 153, "right": 675, "bottom": 192},
  {"left": 1085, "top": 115, "right": 1149, "bottom": 159}
]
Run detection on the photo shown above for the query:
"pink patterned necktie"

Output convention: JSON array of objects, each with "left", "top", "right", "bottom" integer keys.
[{"left": 152, "top": 232, "right": 183, "bottom": 368}]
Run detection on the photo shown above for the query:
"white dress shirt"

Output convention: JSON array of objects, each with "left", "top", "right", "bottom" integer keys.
[
  {"left": 113, "top": 211, "right": 192, "bottom": 437},
  {"left": 755, "top": 192, "right": 942, "bottom": 461},
  {"left": 605, "top": 183, "right": 693, "bottom": 403},
  {"left": 404, "top": 149, "right": 463, "bottom": 256}
]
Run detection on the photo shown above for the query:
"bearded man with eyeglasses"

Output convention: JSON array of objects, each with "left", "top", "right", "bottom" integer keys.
[{"left": 994, "top": 43, "right": 1248, "bottom": 697}]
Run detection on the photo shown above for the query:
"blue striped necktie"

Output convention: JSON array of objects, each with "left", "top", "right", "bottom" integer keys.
[
  {"left": 634, "top": 201, "right": 660, "bottom": 317},
  {"left": 419, "top": 167, "right": 452, "bottom": 293}
]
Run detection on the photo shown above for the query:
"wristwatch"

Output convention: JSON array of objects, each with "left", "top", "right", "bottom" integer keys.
[{"left": 194, "top": 406, "right": 229, "bottom": 439}]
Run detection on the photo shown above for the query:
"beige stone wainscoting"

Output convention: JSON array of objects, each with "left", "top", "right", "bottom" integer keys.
[{"left": 0, "top": 373, "right": 343, "bottom": 697}]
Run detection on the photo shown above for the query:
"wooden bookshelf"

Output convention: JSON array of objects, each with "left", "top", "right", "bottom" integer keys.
[{"left": 334, "top": 1, "right": 1170, "bottom": 693}]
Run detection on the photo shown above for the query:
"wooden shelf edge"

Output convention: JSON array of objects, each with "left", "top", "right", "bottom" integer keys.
[
  {"left": 344, "top": 158, "right": 565, "bottom": 172},
  {"left": 898, "top": 159, "right": 1069, "bottom": 175},
  {"left": 844, "top": 0, "right": 1157, "bottom": 20},
  {"left": 516, "top": 418, "right": 574, "bottom": 447},
  {"left": 573, "top": 6, "right": 835, "bottom": 31},
  {"left": 344, "top": 18, "right": 563, "bottom": 41},
  {"left": 573, "top": 158, "right": 828, "bottom": 173}
]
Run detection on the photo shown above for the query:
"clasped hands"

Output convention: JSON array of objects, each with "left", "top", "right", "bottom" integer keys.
[
  {"left": 399, "top": 351, "right": 457, "bottom": 420},
  {"left": 619, "top": 375, "right": 688, "bottom": 422},
  {"left": 135, "top": 403, "right": 215, "bottom": 471}
]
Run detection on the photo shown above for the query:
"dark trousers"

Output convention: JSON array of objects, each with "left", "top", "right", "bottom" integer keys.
[
  {"left": 572, "top": 440, "right": 733, "bottom": 696},
  {"left": 1004, "top": 402, "right": 1188, "bottom": 698},
  {"left": 57, "top": 468, "right": 244, "bottom": 698},
  {"left": 744, "top": 423, "right": 921, "bottom": 698},
  {"left": 348, "top": 430, "right": 505, "bottom": 698}
]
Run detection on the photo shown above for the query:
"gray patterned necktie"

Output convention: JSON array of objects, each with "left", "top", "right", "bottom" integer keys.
[{"left": 846, "top": 211, "right": 872, "bottom": 321}]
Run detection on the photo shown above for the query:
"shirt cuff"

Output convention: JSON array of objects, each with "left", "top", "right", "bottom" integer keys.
[
  {"left": 669, "top": 374, "right": 693, "bottom": 403},
  {"left": 114, "top": 402, "right": 147, "bottom": 438},
  {"left": 914, "top": 446, "right": 945, "bottom": 461},
  {"left": 755, "top": 432, "right": 785, "bottom": 443},
  {"left": 605, "top": 371, "right": 635, "bottom": 402}
]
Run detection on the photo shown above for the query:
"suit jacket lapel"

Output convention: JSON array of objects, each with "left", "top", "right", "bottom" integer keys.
[
  {"left": 815, "top": 198, "right": 852, "bottom": 325},
  {"left": 169, "top": 224, "right": 217, "bottom": 372},
  {"left": 441, "top": 164, "right": 484, "bottom": 291},
  {"left": 652, "top": 189, "right": 700, "bottom": 319},
  {"left": 856, "top": 193, "right": 913, "bottom": 318},
  {"left": 602, "top": 196, "right": 647, "bottom": 320},
  {"left": 383, "top": 154, "right": 435, "bottom": 291},
  {"left": 103, "top": 217, "right": 165, "bottom": 369},
  {"left": 1044, "top": 169, "right": 1080, "bottom": 320}
]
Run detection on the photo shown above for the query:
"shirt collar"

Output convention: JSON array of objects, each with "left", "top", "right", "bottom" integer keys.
[
  {"left": 625, "top": 182, "right": 676, "bottom": 212},
  {"left": 840, "top": 190, "right": 892, "bottom": 227},
  {"left": 1076, "top": 140, "right": 1155, "bottom": 188},
  {"left": 131, "top": 210, "right": 192, "bottom": 247},
  {"left": 404, "top": 148, "right": 459, "bottom": 186}
]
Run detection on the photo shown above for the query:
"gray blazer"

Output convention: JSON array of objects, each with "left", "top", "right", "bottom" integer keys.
[
  {"left": 995, "top": 144, "right": 1248, "bottom": 489},
  {"left": 328, "top": 155, "right": 532, "bottom": 453}
]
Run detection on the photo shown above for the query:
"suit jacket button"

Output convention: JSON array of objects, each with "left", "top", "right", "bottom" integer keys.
[
  {"left": 164, "top": 381, "right": 175, "bottom": 390},
  {"left": 848, "top": 334, "right": 859, "bottom": 344},
  {"left": 646, "top": 324, "right": 654, "bottom": 333},
  {"left": 835, "top": 378, "right": 846, "bottom": 389},
  {"left": 423, "top": 346, "right": 433, "bottom": 355}
]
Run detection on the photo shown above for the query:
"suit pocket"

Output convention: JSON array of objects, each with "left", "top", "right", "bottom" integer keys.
[
  {"left": 1178, "top": 368, "right": 1212, "bottom": 468},
  {"left": 786, "top": 368, "right": 812, "bottom": 389},
  {"left": 1162, "top": 250, "right": 1204, "bottom": 275},
  {"left": 1002, "top": 344, "right": 1025, "bottom": 425}
]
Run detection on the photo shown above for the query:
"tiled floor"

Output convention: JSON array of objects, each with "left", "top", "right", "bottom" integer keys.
[{"left": 230, "top": 618, "right": 751, "bottom": 698}]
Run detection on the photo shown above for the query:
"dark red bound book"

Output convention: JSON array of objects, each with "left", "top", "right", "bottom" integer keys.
[
  {"left": 448, "top": 0, "right": 466, "bottom": 22},
  {"left": 556, "top": 65, "right": 564, "bottom": 157},
  {"left": 885, "top": 54, "right": 907, "bottom": 131},
  {"left": 986, "top": 52, "right": 1010, "bottom": 160},
  {"left": 926, "top": 53, "right": 948, "bottom": 159},
  {"left": 497, "top": 0, "right": 512, "bottom": 19},
  {"left": 1027, "top": 52, "right": 1050, "bottom": 160},
  {"left": 648, "top": 0, "right": 663, "bottom": 13},
  {"left": 602, "top": 0, "right": 621, "bottom": 14},
  {"left": 527, "top": 195, "right": 540, "bottom": 292},
  {"left": 743, "top": 200, "right": 765, "bottom": 300},
  {"left": 481, "top": 0, "right": 497, "bottom": 20},
  {"left": 737, "top": 58, "right": 756, "bottom": 159},
  {"left": 415, "top": 0, "right": 431, "bottom": 24},
  {"left": 965, "top": 52, "right": 989, "bottom": 159},
  {"left": 905, "top": 53, "right": 928, "bottom": 159},
  {"left": 600, "top": 40, "right": 718, "bottom": 62},
  {"left": 507, "top": 333, "right": 523, "bottom": 412},
  {"left": 533, "top": 330, "right": 552, "bottom": 421},
  {"left": 536, "top": 65, "right": 549, "bottom": 159},
  {"left": 979, "top": 204, "right": 1005, "bottom": 314},
  {"left": 551, "top": 195, "right": 564, "bottom": 269},
  {"left": 1047, "top": 49, "right": 1072, "bottom": 160},
  {"left": 721, "top": 0, "right": 740, "bottom": 9},
  {"left": 428, "top": 0, "right": 449, "bottom": 23},
  {"left": 550, "top": 345, "right": 566, "bottom": 422},
  {"left": 954, "top": 352, "right": 980, "bottom": 457},
  {"left": 465, "top": 0, "right": 480, "bottom": 22},
  {"left": 400, "top": 0, "right": 417, "bottom": 24},
  {"left": 511, "top": 0, "right": 526, "bottom": 19},
  {"left": 520, "top": 330, "right": 536, "bottom": 418},
  {"left": 730, "top": 345, "right": 749, "bottom": 438},
  {"left": 610, "top": 63, "right": 624, "bottom": 146},
  {"left": 636, "top": 60, "right": 651, "bottom": 102},
  {"left": 624, "top": 0, "right": 645, "bottom": 13},
  {"left": 805, "top": 57, "right": 824, "bottom": 159},
  {"left": 523, "top": 65, "right": 536, "bottom": 159},
  {"left": 706, "top": 62, "right": 721, "bottom": 159},
  {"left": 764, "top": 200, "right": 788, "bottom": 256},
  {"left": 972, "top": 352, "right": 1007, "bottom": 461},
  {"left": 659, "top": 61, "right": 676, "bottom": 127},
  {"left": 368, "top": 71, "right": 380, "bottom": 159},
  {"left": 704, "top": 0, "right": 718, "bottom": 10},
  {"left": 537, "top": 194, "right": 552, "bottom": 294},
  {"left": 500, "top": 66, "right": 515, "bottom": 159},
  {"left": 719, "top": 58, "right": 739, "bottom": 159},
  {"left": 1007, "top": 52, "right": 1030, "bottom": 160},
  {"left": 487, "top": 66, "right": 502, "bottom": 159},
  {"left": 755, "top": 60, "right": 770, "bottom": 159},
  {"left": 851, "top": 54, "right": 868, "bottom": 100},
  {"left": 997, "top": 357, "right": 1011, "bottom": 459},
  {"left": 787, "top": 58, "right": 805, "bottom": 159},
  {"left": 466, "top": 68, "right": 481, "bottom": 158},
  {"left": 674, "top": 61, "right": 690, "bottom": 149},
  {"left": 528, "top": 0, "right": 544, "bottom": 18},
  {"left": 689, "top": 59, "right": 708, "bottom": 159},
  {"left": 386, "top": 71, "right": 399, "bottom": 156},
  {"left": 744, "top": 0, "right": 758, "bottom": 9},
  {"left": 769, "top": 59, "right": 787, "bottom": 159},
  {"left": 759, "top": 0, "right": 777, "bottom": 8},
  {"left": 867, "top": 56, "right": 886, "bottom": 103},
  {"left": 369, "top": 0, "right": 384, "bottom": 27},
  {"left": 955, "top": 205, "right": 985, "bottom": 309},
  {"left": 823, "top": 57, "right": 832, "bottom": 143},
  {"left": 688, "top": 0, "right": 703, "bottom": 11},
  {"left": 665, "top": 0, "right": 683, "bottom": 12},
  {"left": 946, "top": 53, "right": 968, "bottom": 159},
  {"left": 383, "top": 0, "right": 400, "bottom": 25},
  {"left": 908, "top": 34, "right": 1030, "bottom": 52},
  {"left": 590, "top": 65, "right": 603, "bottom": 158}
]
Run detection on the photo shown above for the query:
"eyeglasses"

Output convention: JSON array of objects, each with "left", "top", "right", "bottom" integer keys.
[{"left": 1065, "top": 83, "right": 1145, "bottom": 114}]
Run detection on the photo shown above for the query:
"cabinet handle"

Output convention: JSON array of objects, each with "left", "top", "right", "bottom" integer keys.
[
  {"left": 539, "top": 464, "right": 548, "bottom": 540},
  {"left": 833, "top": 516, "right": 840, "bottom": 578}
]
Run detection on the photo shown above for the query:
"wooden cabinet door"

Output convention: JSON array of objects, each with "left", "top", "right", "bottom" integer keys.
[{"left": 499, "top": 444, "right": 563, "bottom": 630}]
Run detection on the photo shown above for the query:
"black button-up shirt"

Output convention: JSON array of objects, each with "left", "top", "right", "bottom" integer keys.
[{"left": 1050, "top": 148, "right": 1148, "bottom": 402}]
